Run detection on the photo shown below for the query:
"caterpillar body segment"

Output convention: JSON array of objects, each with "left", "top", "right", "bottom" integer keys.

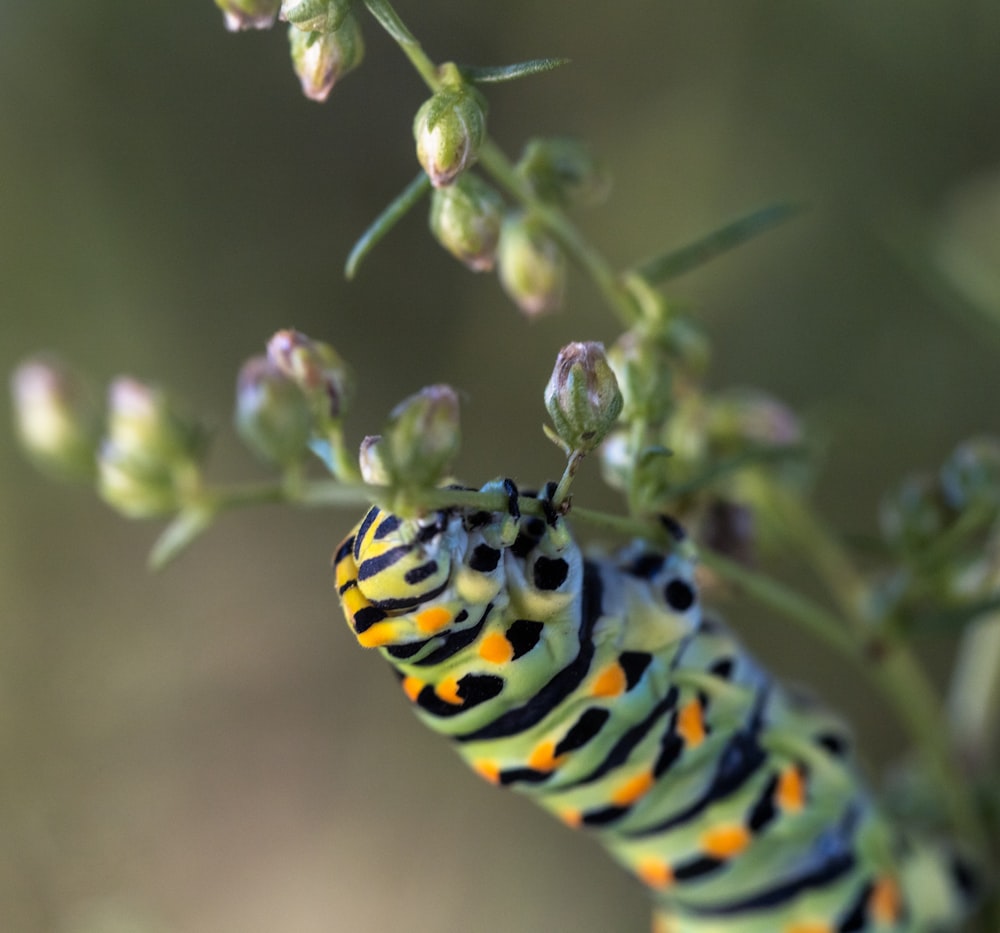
[{"left": 333, "top": 481, "right": 972, "bottom": 932}]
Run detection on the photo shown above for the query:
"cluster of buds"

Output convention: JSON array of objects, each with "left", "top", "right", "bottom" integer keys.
[
  {"left": 98, "top": 378, "right": 208, "bottom": 518},
  {"left": 597, "top": 306, "right": 804, "bottom": 562},
  {"left": 413, "top": 72, "right": 595, "bottom": 318},
  {"left": 236, "top": 329, "right": 354, "bottom": 470},
  {"left": 880, "top": 437, "right": 1000, "bottom": 560},
  {"left": 212, "top": 0, "right": 363, "bottom": 100},
  {"left": 362, "top": 385, "right": 461, "bottom": 493},
  {"left": 10, "top": 357, "right": 212, "bottom": 518}
]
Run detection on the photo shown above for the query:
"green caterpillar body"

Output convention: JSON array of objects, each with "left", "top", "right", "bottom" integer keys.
[{"left": 333, "top": 480, "right": 972, "bottom": 933}]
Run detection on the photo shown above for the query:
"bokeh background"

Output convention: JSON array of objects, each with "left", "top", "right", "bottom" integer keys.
[{"left": 3, "top": 3, "right": 1000, "bottom": 931}]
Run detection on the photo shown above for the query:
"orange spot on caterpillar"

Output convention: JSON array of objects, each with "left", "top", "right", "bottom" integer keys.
[
  {"left": 434, "top": 676, "right": 463, "bottom": 705},
  {"left": 415, "top": 606, "right": 451, "bottom": 634},
  {"left": 401, "top": 676, "right": 424, "bottom": 702},
  {"left": 870, "top": 876, "right": 903, "bottom": 925},
  {"left": 527, "top": 741, "right": 564, "bottom": 772},
  {"left": 479, "top": 632, "right": 514, "bottom": 664},
  {"left": 636, "top": 858, "right": 674, "bottom": 890},
  {"left": 558, "top": 808, "right": 582, "bottom": 828},
  {"left": 700, "top": 823, "right": 751, "bottom": 859},
  {"left": 784, "top": 924, "right": 833, "bottom": 933},
  {"left": 591, "top": 662, "right": 627, "bottom": 698},
  {"left": 651, "top": 914, "right": 676, "bottom": 933},
  {"left": 777, "top": 764, "right": 806, "bottom": 812},
  {"left": 677, "top": 698, "right": 706, "bottom": 748},
  {"left": 471, "top": 760, "right": 501, "bottom": 785},
  {"left": 357, "top": 622, "right": 397, "bottom": 648},
  {"left": 610, "top": 771, "right": 655, "bottom": 807}
]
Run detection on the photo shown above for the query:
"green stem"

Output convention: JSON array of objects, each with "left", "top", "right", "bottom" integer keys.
[
  {"left": 699, "top": 548, "right": 861, "bottom": 663},
  {"left": 551, "top": 449, "right": 586, "bottom": 509},
  {"left": 361, "top": 0, "right": 440, "bottom": 88},
  {"left": 769, "top": 486, "right": 869, "bottom": 625}
]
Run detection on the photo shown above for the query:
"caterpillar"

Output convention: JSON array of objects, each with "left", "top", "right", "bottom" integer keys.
[{"left": 332, "top": 479, "right": 974, "bottom": 932}]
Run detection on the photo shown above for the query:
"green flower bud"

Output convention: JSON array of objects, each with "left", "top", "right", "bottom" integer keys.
[
  {"left": 940, "top": 437, "right": 1000, "bottom": 511},
  {"left": 235, "top": 356, "right": 313, "bottom": 467},
  {"left": 266, "top": 329, "right": 353, "bottom": 424},
  {"left": 381, "top": 385, "right": 461, "bottom": 489},
  {"left": 280, "top": 0, "right": 352, "bottom": 33},
  {"left": 497, "top": 212, "right": 566, "bottom": 316},
  {"left": 413, "top": 81, "right": 487, "bottom": 188},
  {"left": 358, "top": 434, "right": 390, "bottom": 485},
  {"left": 214, "top": 0, "right": 280, "bottom": 31},
  {"left": 607, "top": 329, "right": 673, "bottom": 423},
  {"left": 429, "top": 173, "right": 504, "bottom": 272},
  {"left": 879, "top": 473, "right": 951, "bottom": 554},
  {"left": 98, "top": 378, "right": 205, "bottom": 518},
  {"left": 517, "top": 137, "right": 610, "bottom": 207},
  {"left": 11, "top": 355, "right": 101, "bottom": 480},
  {"left": 289, "top": 15, "right": 363, "bottom": 103},
  {"left": 545, "top": 342, "right": 623, "bottom": 454}
]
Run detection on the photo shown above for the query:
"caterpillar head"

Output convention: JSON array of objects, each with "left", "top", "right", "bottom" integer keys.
[{"left": 335, "top": 505, "right": 461, "bottom": 648}]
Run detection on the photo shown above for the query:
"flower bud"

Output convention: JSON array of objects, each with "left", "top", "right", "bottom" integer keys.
[
  {"left": 413, "top": 81, "right": 487, "bottom": 188},
  {"left": 98, "top": 378, "right": 206, "bottom": 517},
  {"left": 281, "top": 0, "right": 351, "bottom": 33},
  {"left": 545, "top": 342, "right": 623, "bottom": 454},
  {"left": 517, "top": 137, "right": 610, "bottom": 207},
  {"left": 607, "top": 329, "right": 673, "bottom": 424},
  {"left": 235, "top": 356, "right": 313, "bottom": 467},
  {"left": 214, "top": 0, "right": 280, "bottom": 31},
  {"left": 381, "top": 385, "right": 461, "bottom": 489},
  {"left": 497, "top": 212, "right": 566, "bottom": 316},
  {"left": 879, "top": 473, "right": 951, "bottom": 554},
  {"left": 358, "top": 435, "right": 390, "bottom": 485},
  {"left": 266, "top": 329, "right": 353, "bottom": 424},
  {"left": 940, "top": 437, "right": 1000, "bottom": 511},
  {"left": 11, "top": 355, "right": 101, "bottom": 480},
  {"left": 289, "top": 15, "right": 364, "bottom": 103},
  {"left": 429, "top": 173, "right": 504, "bottom": 272}
]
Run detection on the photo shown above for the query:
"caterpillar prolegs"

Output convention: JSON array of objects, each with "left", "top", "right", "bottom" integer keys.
[{"left": 333, "top": 480, "right": 974, "bottom": 932}]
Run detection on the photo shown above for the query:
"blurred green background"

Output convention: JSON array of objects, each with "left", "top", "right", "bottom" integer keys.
[{"left": 3, "top": 2, "right": 1000, "bottom": 931}]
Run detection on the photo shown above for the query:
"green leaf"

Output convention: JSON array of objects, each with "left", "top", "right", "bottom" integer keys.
[
  {"left": 345, "top": 172, "right": 432, "bottom": 280},
  {"left": 460, "top": 58, "right": 571, "bottom": 84},
  {"left": 149, "top": 506, "right": 215, "bottom": 570},
  {"left": 635, "top": 202, "right": 803, "bottom": 285}
]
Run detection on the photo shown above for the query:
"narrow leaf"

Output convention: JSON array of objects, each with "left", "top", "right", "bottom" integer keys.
[
  {"left": 461, "top": 58, "right": 571, "bottom": 84},
  {"left": 149, "top": 507, "right": 215, "bottom": 570},
  {"left": 636, "top": 202, "right": 803, "bottom": 285},
  {"left": 345, "top": 173, "right": 432, "bottom": 280}
]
